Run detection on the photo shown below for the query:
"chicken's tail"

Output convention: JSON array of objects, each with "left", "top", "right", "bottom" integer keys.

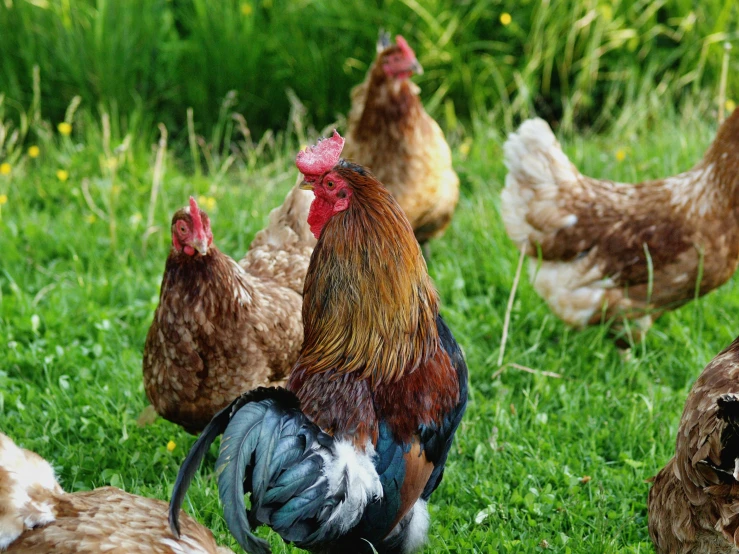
[
  {"left": 501, "top": 118, "right": 581, "bottom": 246},
  {"left": 248, "top": 175, "right": 315, "bottom": 251},
  {"left": 171, "top": 387, "right": 382, "bottom": 554},
  {"left": 0, "top": 432, "right": 62, "bottom": 550}
]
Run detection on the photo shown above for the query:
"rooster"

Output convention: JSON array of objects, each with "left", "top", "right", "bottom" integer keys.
[
  {"left": 501, "top": 111, "right": 739, "bottom": 342},
  {"left": 0, "top": 432, "right": 233, "bottom": 553},
  {"left": 169, "top": 131, "right": 468, "bottom": 553},
  {"left": 648, "top": 337, "right": 739, "bottom": 553},
  {"left": 343, "top": 31, "right": 459, "bottom": 245},
  {"left": 143, "top": 183, "right": 314, "bottom": 434}
]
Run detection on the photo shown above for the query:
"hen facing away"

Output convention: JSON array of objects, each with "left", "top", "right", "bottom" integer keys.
[
  {"left": 143, "top": 183, "right": 315, "bottom": 434},
  {"left": 501, "top": 111, "right": 739, "bottom": 343},
  {"left": 648, "top": 338, "right": 739, "bottom": 553},
  {"left": 343, "top": 31, "right": 459, "bottom": 245},
  {"left": 0, "top": 432, "right": 233, "bottom": 554},
  {"left": 170, "top": 131, "right": 468, "bottom": 554}
]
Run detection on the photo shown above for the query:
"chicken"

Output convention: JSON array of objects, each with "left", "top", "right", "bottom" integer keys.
[
  {"left": 343, "top": 31, "right": 459, "bottom": 244},
  {"left": 143, "top": 183, "right": 315, "bottom": 434},
  {"left": 648, "top": 337, "right": 739, "bottom": 553},
  {"left": 501, "top": 111, "right": 739, "bottom": 342},
  {"left": 169, "top": 131, "right": 468, "bottom": 554},
  {"left": 0, "top": 431, "right": 233, "bottom": 554}
]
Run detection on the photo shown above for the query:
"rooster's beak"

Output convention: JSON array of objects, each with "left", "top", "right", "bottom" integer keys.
[{"left": 299, "top": 181, "right": 314, "bottom": 191}]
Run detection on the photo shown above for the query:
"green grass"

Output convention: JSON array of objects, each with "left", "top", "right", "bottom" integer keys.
[
  {"left": 0, "top": 0, "right": 737, "bottom": 138},
  {"left": 1, "top": 95, "right": 737, "bottom": 553}
]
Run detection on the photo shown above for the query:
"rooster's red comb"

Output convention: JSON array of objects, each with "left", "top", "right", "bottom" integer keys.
[
  {"left": 295, "top": 130, "right": 345, "bottom": 181},
  {"left": 396, "top": 35, "right": 416, "bottom": 60},
  {"left": 189, "top": 196, "right": 205, "bottom": 237}
]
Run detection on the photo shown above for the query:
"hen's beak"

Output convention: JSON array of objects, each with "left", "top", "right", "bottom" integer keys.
[
  {"left": 299, "top": 181, "right": 314, "bottom": 191},
  {"left": 412, "top": 60, "right": 424, "bottom": 76},
  {"left": 192, "top": 238, "right": 209, "bottom": 255}
]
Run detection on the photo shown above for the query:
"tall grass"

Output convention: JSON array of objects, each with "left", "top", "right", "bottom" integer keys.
[{"left": 0, "top": 0, "right": 737, "bottom": 141}]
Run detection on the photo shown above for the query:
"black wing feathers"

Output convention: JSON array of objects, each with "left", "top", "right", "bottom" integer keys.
[{"left": 168, "top": 387, "right": 297, "bottom": 538}]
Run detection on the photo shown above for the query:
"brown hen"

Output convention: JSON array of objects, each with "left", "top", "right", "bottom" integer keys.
[
  {"left": 648, "top": 338, "right": 739, "bottom": 553},
  {"left": 0, "top": 432, "right": 233, "bottom": 554},
  {"left": 502, "top": 111, "right": 739, "bottom": 342},
  {"left": 343, "top": 31, "right": 459, "bottom": 244},
  {"left": 143, "top": 184, "right": 314, "bottom": 434}
]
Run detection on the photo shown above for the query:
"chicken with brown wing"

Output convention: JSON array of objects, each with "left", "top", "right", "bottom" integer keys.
[
  {"left": 649, "top": 337, "right": 739, "bottom": 553},
  {"left": 343, "top": 31, "right": 459, "bottom": 244},
  {"left": 0, "top": 432, "right": 233, "bottom": 553},
  {"left": 502, "top": 111, "right": 739, "bottom": 342},
  {"left": 143, "top": 184, "right": 314, "bottom": 434}
]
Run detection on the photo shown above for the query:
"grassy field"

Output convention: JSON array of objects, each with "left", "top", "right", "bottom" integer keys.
[
  {"left": 1, "top": 92, "right": 738, "bottom": 553},
  {"left": 1, "top": 0, "right": 737, "bottom": 136}
]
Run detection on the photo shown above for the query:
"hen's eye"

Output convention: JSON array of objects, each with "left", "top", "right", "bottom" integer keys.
[
  {"left": 179, "top": 224, "right": 187, "bottom": 233},
  {"left": 327, "top": 181, "right": 335, "bottom": 189}
]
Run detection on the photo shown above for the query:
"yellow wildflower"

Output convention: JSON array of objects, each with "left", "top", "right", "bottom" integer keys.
[
  {"left": 458, "top": 138, "right": 473, "bottom": 159},
  {"left": 615, "top": 149, "right": 626, "bottom": 162},
  {"left": 197, "top": 195, "right": 217, "bottom": 211},
  {"left": 85, "top": 214, "right": 96, "bottom": 224},
  {"left": 0, "top": 194, "right": 7, "bottom": 205},
  {"left": 0, "top": 163, "right": 10, "bottom": 176},
  {"left": 167, "top": 440, "right": 176, "bottom": 452},
  {"left": 727, "top": 99, "right": 737, "bottom": 113},
  {"left": 28, "top": 145, "right": 40, "bottom": 158},
  {"left": 500, "top": 12, "right": 512, "bottom": 26},
  {"left": 57, "top": 122, "right": 72, "bottom": 136},
  {"left": 240, "top": 3, "right": 253, "bottom": 15},
  {"left": 56, "top": 169, "right": 69, "bottom": 182}
]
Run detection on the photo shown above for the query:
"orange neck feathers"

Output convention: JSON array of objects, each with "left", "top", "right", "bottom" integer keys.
[{"left": 296, "top": 163, "right": 439, "bottom": 387}]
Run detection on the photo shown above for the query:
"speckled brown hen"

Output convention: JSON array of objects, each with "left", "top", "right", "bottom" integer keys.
[
  {"left": 143, "top": 185, "right": 314, "bottom": 434},
  {"left": 648, "top": 338, "right": 739, "bottom": 553},
  {"left": 343, "top": 31, "right": 459, "bottom": 244},
  {"left": 0, "top": 432, "right": 233, "bottom": 554},
  {"left": 501, "top": 110, "right": 739, "bottom": 342}
]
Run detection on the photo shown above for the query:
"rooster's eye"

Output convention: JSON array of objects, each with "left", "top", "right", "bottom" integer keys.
[{"left": 327, "top": 181, "right": 335, "bottom": 189}]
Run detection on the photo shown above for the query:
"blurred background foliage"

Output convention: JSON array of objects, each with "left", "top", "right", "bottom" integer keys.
[{"left": 0, "top": 0, "right": 737, "bottom": 146}]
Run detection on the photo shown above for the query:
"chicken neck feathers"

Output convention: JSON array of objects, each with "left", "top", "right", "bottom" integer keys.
[{"left": 296, "top": 162, "right": 438, "bottom": 389}]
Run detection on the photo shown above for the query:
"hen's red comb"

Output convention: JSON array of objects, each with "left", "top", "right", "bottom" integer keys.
[
  {"left": 396, "top": 35, "right": 416, "bottom": 60},
  {"left": 295, "top": 130, "right": 345, "bottom": 181},
  {"left": 189, "top": 196, "right": 205, "bottom": 237}
]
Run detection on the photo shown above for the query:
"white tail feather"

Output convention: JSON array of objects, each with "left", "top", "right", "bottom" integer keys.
[{"left": 501, "top": 118, "right": 580, "bottom": 244}]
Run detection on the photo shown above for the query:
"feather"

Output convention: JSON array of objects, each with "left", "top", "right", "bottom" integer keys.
[
  {"left": 169, "top": 394, "right": 248, "bottom": 537},
  {"left": 342, "top": 33, "right": 459, "bottom": 244},
  {"left": 217, "top": 402, "right": 273, "bottom": 554},
  {"left": 502, "top": 112, "right": 739, "bottom": 341},
  {"left": 144, "top": 184, "right": 311, "bottom": 434},
  {"left": 649, "top": 336, "right": 739, "bottom": 552}
]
